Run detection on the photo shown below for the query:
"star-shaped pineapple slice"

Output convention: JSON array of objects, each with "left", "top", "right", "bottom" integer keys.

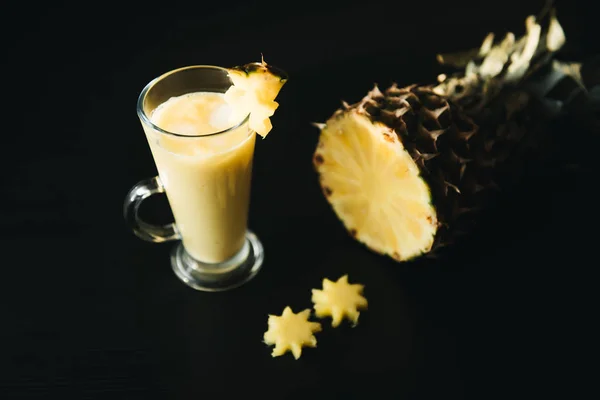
[
  {"left": 263, "top": 306, "right": 322, "bottom": 359},
  {"left": 224, "top": 56, "right": 288, "bottom": 138},
  {"left": 311, "top": 275, "right": 368, "bottom": 327}
]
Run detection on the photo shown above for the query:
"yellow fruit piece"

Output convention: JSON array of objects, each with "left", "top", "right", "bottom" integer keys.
[
  {"left": 263, "top": 306, "right": 322, "bottom": 360},
  {"left": 313, "top": 110, "right": 438, "bottom": 261},
  {"left": 311, "top": 275, "right": 368, "bottom": 327},
  {"left": 225, "top": 58, "right": 287, "bottom": 138}
]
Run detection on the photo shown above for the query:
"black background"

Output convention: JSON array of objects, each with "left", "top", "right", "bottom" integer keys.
[{"left": 1, "top": 0, "right": 597, "bottom": 398}]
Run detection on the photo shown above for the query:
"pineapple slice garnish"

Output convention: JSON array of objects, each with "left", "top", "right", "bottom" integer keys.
[
  {"left": 225, "top": 57, "right": 288, "bottom": 138},
  {"left": 263, "top": 306, "right": 322, "bottom": 359},
  {"left": 311, "top": 275, "right": 368, "bottom": 327}
]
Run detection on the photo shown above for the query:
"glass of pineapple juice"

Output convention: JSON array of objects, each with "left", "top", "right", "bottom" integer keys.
[{"left": 123, "top": 66, "right": 264, "bottom": 292}]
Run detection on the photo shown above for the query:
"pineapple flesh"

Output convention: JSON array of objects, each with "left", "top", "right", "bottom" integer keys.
[
  {"left": 314, "top": 106, "right": 438, "bottom": 261},
  {"left": 225, "top": 58, "right": 288, "bottom": 137}
]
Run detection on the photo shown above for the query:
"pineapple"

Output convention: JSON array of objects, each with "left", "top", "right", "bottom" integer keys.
[
  {"left": 314, "top": 85, "right": 483, "bottom": 261},
  {"left": 313, "top": 8, "right": 579, "bottom": 262},
  {"left": 225, "top": 57, "right": 288, "bottom": 137}
]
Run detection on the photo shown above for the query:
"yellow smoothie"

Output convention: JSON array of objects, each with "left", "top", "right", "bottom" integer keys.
[{"left": 143, "top": 92, "right": 255, "bottom": 263}]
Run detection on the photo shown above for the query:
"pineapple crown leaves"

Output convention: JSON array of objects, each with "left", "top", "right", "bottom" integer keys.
[
  {"left": 312, "top": 2, "right": 593, "bottom": 132},
  {"left": 432, "top": 2, "right": 569, "bottom": 116}
]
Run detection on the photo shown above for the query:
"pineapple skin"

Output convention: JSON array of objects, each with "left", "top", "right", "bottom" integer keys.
[
  {"left": 229, "top": 61, "right": 288, "bottom": 81},
  {"left": 314, "top": 84, "right": 511, "bottom": 260}
]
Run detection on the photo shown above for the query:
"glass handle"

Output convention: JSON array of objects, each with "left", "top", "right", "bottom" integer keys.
[{"left": 123, "top": 176, "right": 181, "bottom": 243}]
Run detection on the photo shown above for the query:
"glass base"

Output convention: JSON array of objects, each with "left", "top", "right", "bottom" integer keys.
[{"left": 170, "top": 230, "right": 264, "bottom": 292}]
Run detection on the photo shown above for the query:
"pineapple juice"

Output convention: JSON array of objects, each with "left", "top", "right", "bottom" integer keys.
[{"left": 142, "top": 92, "right": 255, "bottom": 263}]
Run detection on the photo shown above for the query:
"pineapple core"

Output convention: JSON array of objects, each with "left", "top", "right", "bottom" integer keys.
[{"left": 314, "top": 111, "right": 438, "bottom": 261}]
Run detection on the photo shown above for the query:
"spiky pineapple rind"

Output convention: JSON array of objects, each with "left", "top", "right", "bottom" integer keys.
[{"left": 229, "top": 62, "right": 289, "bottom": 83}]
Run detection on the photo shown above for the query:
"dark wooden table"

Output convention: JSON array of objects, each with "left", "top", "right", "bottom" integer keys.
[{"left": 1, "top": 0, "right": 596, "bottom": 398}]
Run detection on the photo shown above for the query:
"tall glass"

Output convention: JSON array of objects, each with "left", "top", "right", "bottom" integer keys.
[{"left": 123, "top": 66, "right": 264, "bottom": 292}]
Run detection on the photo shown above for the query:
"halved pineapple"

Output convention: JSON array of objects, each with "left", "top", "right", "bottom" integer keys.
[
  {"left": 225, "top": 58, "right": 288, "bottom": 137},
  {"left": 314, "top": 109, "right": 438, "bottom": 261},
  {"left": 313, "top": 9, "right": 570, "bottom": 263}
]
